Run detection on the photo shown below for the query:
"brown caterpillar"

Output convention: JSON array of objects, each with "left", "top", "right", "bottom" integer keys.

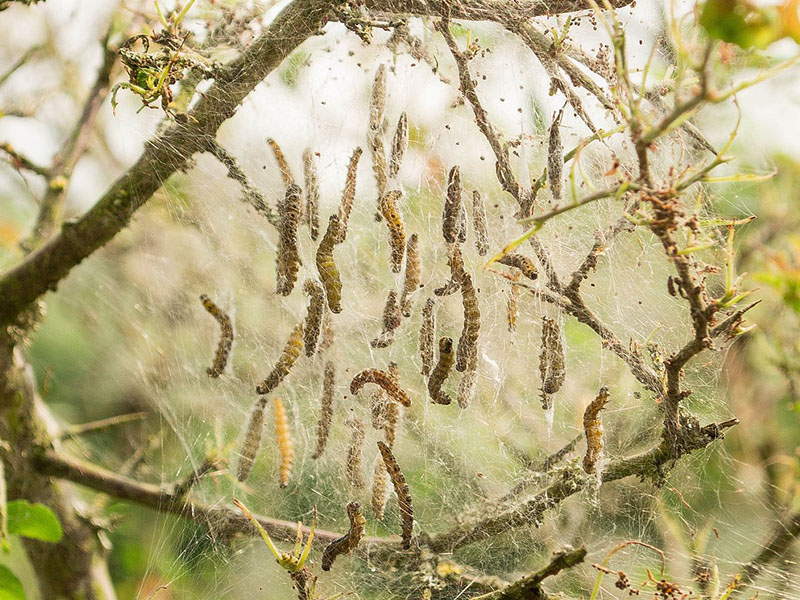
[
  {"left": 442, "top": 166, "right": 463, "bottom": 244},
  {"left": 389, "top": 111, "right": 408, "bottom": 180},
  {"left": 276, "top": 184, "right": 302, "bottom": 296},
  {"left": 400, "top": 233, "right": 421, "bottom": 317},
  {"left": 582, "top": 386, "right": 610, "bottom": 474},
  {"left": 380, "top": 190, "right": 406, "bottom": 273},
  {"left": 350, "top": 368, "right": 411, "bottom": 407},
  {"left": 428, "top": 337, "right": 454, "bottom": 405},
  {"left": 457, "top": 200, "right": 467, "bottom": 244},
  {"left": 548, "top": 109, "right": 564, "bottom": 202},
  {"left": 235, "top": 398, "right": 267, "bottom": 482},
  {"left": 316, "top": 215, "right": 343, "bottom": 313},
  {"left": 377, "top": 441, "right": 414, "bottom": 549},
  {"left": 371, "top": 290, "right": 402, "bottom": 348},
  {"left": 368, "top": 64, "right": 388, "bottom": 212},
  {"left": 312, "top": 361, "right": 335, "bottom": 459},
  {"left": 456, "top": 270, "right": 480, "bottom": 372},
  {"left": 256, "top": 322, "right": 304, "bottom": 395},
  {"left": 303, "top": 279, "right": 325, "bottom": 357},
  {"left": 267, "top": 137, "right": 296, "bottom": 188},
  {"left": 456, "top": 363, "right": 477, "bottom": 409},
  {"left": 336, "top": 146, "right": 363, "bottom": 244},
  {"left": 200, "top": 294, "right": 233, "bottom": 377},
  {"left": 472, "top": 190, "right": 490, "bottom": 256},
  {"left": 371, "top": 456, "right": 388, "bottom": 519},
  {"left": 498, "top": 253, "right": 538, "bottom": 281},
  {"left": 321, "top": 502, "right": 366, "bottom": 571},
  {"left": 507, "top": 274, "right": 521, "bottom": 333},
  {"left": 539, "top": 316, "right": 566, "bottom": 409},
  {"left": 370, "top": 385, "right": 388, "bottom": 430},
  {"left": 319, "top": 309, "right": 335, "bottom": 352},
  {"left": 383, "top": 362, "right": 400, "bottom": 448},
  {"left": 303, "top": 149, "right": 319, "bottom": 240},
  {"left": 345, "top": 418, "right": 366, "bottom": 489},
  {"left": 419, "top": 298, "right": 435, "bottom": 376},
  {"left": 273, "top": 397, "right": 293, "bottom": 488},
  {"left": 434, "top": 243, "right": 464, "bottom": 297}
]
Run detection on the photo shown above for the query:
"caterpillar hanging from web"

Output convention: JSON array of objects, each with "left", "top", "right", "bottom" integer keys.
[
  {"left": 321, "top": 502, "right": 366, "bottom": 571},
  {"left": 276, "top": 184, "right": 302, "bottom": 296},
  {"left": 316, "top": 215, "right": 343, "bottom": 313},
  {"left": 377, "top": 441, "right": 414, "bottom": 549},
  {"left": 273, "top": 397, "right": 293, "bottom": 488},
  {"left": 256, "top": 322, "right": 304, "bottom": 395},
  {"left": 312, "top": 361, "right": 336, "bottom": 460},
  {"left": 380, "top": 190, "right": 406, "bottom": 274},
  {"left": 350, "top": 368, "right": 411, "bottom": 407},
  {"left": 303, "top": 279, "right": 325, "bottom": 357},
  {"left": 428, "top": 336, "right": 454, "bottom": 406},
  {"left": 199, "top": 294, "right": 233, "bottom": 378}
]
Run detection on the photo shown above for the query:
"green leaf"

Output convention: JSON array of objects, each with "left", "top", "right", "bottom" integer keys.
[
  {"left": 6, "top": 501, "right": 62, "bottom": 543},
  {"left": 0, "top": 565, "right": 25, "bottom": 600}
]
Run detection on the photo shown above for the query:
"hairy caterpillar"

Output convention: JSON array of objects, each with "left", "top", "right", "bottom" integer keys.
[
  {"left": 336, "top": 146, "right": 363, "bottom": 244},
  {"left": 199, "top": 294, "right": 233, "bottom": 377},
  {"left": 380, "top": 190, "right": 407, "bottom": 273},
  {"left": 498, "top": 253, "right": 538, "bottom": 281},
  {"left": 548, "top": 109, "right": 564, "bottom": 202},
  {"left": 377, "top": 441, "right": 414, "bottom": 549},
  {"left": 371, "top": 455, "right": 388, "bottom": 519},
  {"left": 369, "top": 361, "right": 397, "bottom": 430},
  {"left": 383, "top": 362, "right": 400, "bottom": 449},
  {"left": 276, "top": 184, "right": 302, "bottom": 296},
  {"left": 456, "top": 363, "right": 477, "bottom": 409},
  {"left": 419, "top": 298, "right": 435, "bottom": 376},
  {"left": 456, "top": 269, "right": 480, "bottom": 373},
  {"left": 321, "top": 502, "right": 366, "bottom": 571},
  {"left": 368, "top": 64, "right": 388, "bottom": 214},
  {"left": 428, "top": 336, "right": 454, "bottom": 405},
  {"left": 434, "top": 243, "right": 464, "bottom": 297},
  {"left": 472, "top": 190, "right": 490, "bottom": 256},
  {"left": 319, "top": 309, "right": 335, "bottom": 352},
  {"left": 303, "top": 279, "right": 325, "bottom": 357},
  {"left": 582, "top": 386, "right": 610, "bottom": 474},
  {"left": 350, "top": 368, "right": 411, "bottom": 407},
  {"left": 316, "top": 215, "right": 343, "bottom": 313},
  {"left": 273, "top": 397, "right": 293, "bottom": 488},
  {"left": 389, "top": 111, "right": 408, "bottom": 180},
  {"left": 371, "top": 290, "right": 402, "bottom": 348},
  {"left": 267, "top": 137, "right": 296, "bottom": 188},
  {"left": 312, "top": 361, "right": 336, "bottom": 460},
  {"left": 400, "top": 233, "right": 421, "bottom": 317},
  {"left": 235, "top": 398, "right": 267, "bottom": 482},
  {"left": 507, "top": 274, "right": 521, "bottom": 333},
  {"left": 457, "top": 200, "right": 467, "bottom": 244},
  {"left": 303, "top": 149, "right": 319, "bottom": 240},
  {"left": 442, "top": 166, "right": 463, "bottom": 244},
  {"left": 346, "top": 418, "right": 366, "bottom": 489},
  {"left": 539, "top": 316, "right": 566, "bottom": 409},
  {"left": 256, "top": 322, "right": 304, "bottom": 395}
]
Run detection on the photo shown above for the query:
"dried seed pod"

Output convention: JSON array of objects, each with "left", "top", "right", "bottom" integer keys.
[
  {"left": 456, "top": 362, "right": 477, "bottom": 409},
  {"left": 256, "top": 322, "right": 304, "bottom": 395},
  {"left": 428, "top": 337, "right": 454, "bottom": 405},
  {"left": 276, "top": 184, "right": 302, "bottom": 296},
  {"left": 321, "top": 502, "right": 367, "bottom": 571},
  {"left": 235, "top": 398, "right": 267, "bottom": 482},
  {"left": 336, "top": 147, "right": 363, "bottom": 244},
  {"left": 400, "top": 233, "right": 421, "bottom": 317},
  {"left": 389, "top": 112, "right": 408, "bottom": 179},
  {"left": 472, "top": 190, "right": 490, "bottom": 256},
  {"left": 267, "top": 137, "right": 296, "bottom": 188},
  {"left": 316, "top": 215, "right": 343, "bottom": 313},
  {"left": 368, "top": 65, "right": 388, "bottom": 209},
  {"left": 371, "top": 456, "right": 388, "bottom": 519},
  {"left": 273, "top": 397, "right": 293, "bottom": 488},
  {"left": 377, "top": 441, "right": 414, "bottom": 549},
  {"left": 345, "top": 418, "right": 366, "bottom": 489},
  {"left": 419, "top": 298, "right": 435, "bottom": 376},
  {"left": 380, "top": 190, "right": 406, "bottom": 273},
  {"left": 442, "top": 166, "right": 462, "bottom": 244},
  {"left": 456, "top": 270, "right": 480, "bottom": 372},
  {"left": 319, "top": 309, "right": 335, "bottom": 352},
  {"left": 548, "top": 110, "right": 564, "bottom": 202},
  {"left": 539, "top": 316, "right": 566, "bottom": 409},
  {"left": 200, "top": 294, "right": 233, "bottom": 377},
  {"left": 498, "top": 253, "right": 538, "bottom": 281},
  {"left": 434, "top": 243, "right": 464, "bottom": 297},
  {"left": 312, "top": 361, "right": 336, "bottom": 459},
  {"left": 303, "top": 149, "right": 319, "bottom": 240},
  {"left": 303, "top": 279, "right": 325, "bottom": 357},
  {"left": 582, "top": 386, "right": 610, "bottom": 474},
  {"left": 350, "top": 368, "right": 411, "bottom": 407},
  {"left": 371, "top": 290, "right": 402, "bottom": 348}
]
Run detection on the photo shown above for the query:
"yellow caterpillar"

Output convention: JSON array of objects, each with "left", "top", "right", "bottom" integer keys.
[
  {"left": 273, "top": 397, "right": 293, "bottom": 488},
  {"left": 256, "top": 322, "right": 304, "bottom": 395},
  {"left": 199, "top": 294, "right": 233, "bottom": 378},
  {"left": 316, "top": 215, "right": 343, "bottom": 313}
]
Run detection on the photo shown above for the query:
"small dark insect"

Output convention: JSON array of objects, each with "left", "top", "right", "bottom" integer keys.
[
  {"left": 377, "top": 441, "right": 414, "bottom": 549},
  {"left": 199, "top": 294, "right": 233, "bottom": 377},
  {"left": 371, "top": 290, "right": 402, "bottom": 348},
  {"left": 256, "top": 322, "right": 304, "bottom": 395},
  {"left": 235, "top": 398, "right": 267, "bottom": 482},
  {"left": 345, "top": 418, "right": 366, "bottom": 489},
  {"left": 267, "top": 137, "right": 296, "bottom": 188},
  {"left": 428, "top": 337, "right": 454, "bottom": 405},
  {"left": 400, "top": 233, "right": 421, "bottom": 317},
  {"left": 316, "top": 215, "right": 343, "bottom": 313},
  {"left": 498, "top": 253, "right": 538, "bottom": 281},
  {"left": 273, "top": 397, "right": 294, "bottom": 488},
  {"left": 456, "top": 270, "right": 480, "bottom": 373},
  {"left": 472, "top": 190, "right": 490, "bottom": 256},
  {"left": 321, "top": 502, "right": 366, "bottom": 571},
  {"left": 303, "top": 149, "right": 319, "bottom": 240},
  {"left": 312, "top": 361, "right": 336, "bottom": 460},
  {"left": 434, "top": 243, "right": 464, "bottom": 297},
  {"left": 303, "top": 279, "right": 325, "bottom": 357},
  {"left": 276, "top": 184, "right": 302, "bottom": 296},
  {"left": 336, "top": 147, "right": 363, "bottom": 244},
  {"left": 419, "top": 298, "right": 435, "bottom": 376},
  {"left": 389, "top": 111, "right": 408, "bottom": 180},
  {"left": 380, "top": 190, "right": 406, "bottom": 273},
  {"left": 539, "top": 316, "right": 565, "bottom": 408},
  {"left": 351, "top": 368, "right": 411, "bottom": 407},
  {"left": 442, "top": 165, "right": 463, "bottom": 244},
  {"left": 582, "top": 386, "right": 610, "bottom": 474},
  {"left": 548, "top": 109, "right": 564, "bottom": 202}
]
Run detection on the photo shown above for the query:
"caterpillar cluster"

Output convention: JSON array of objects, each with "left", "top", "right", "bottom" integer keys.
[
  {"left": 428, "top": 336, "right": 454, "bottom": 405},
  {"left": 336, "top": 147, "right": 363, "bottom": 244},
  {"left": 199, "top": 294, "right": 233, "bottom": 378},
  {"left": 377, "top": 441, "right": 414, "bottom": 549},
  {"left": 273, "top": 397, "right": 293, "bottom": 488},
  {"left": 276, "top": 184, "right": 302, "bottom": 296},
  {"left": 321, "top": 502, "right": 366, "bottom": 571},
  {"left": 548, "top": 109, "right": 564, "bottom": 202},
  {"left": 389, "top": 112, "right": 408, "bottom": 180},
  {"left": 345, "top": 418, "right": 366, "bottom": 489},
  {"left": 302, "top": 149, "right": 319, "bottom": 240},
  {"left": 419, "top": 298, "right": 435, "bottom": 376},
  {"left": 379, "top": 190, "right": 407, "bottom": 274},
  {"left": 316, "top": 215, "right": 343, "bottom": 313},
  {"left": 539, "top": 316, "right": 566, "bottom": 409},
  {"left": 312, "top": 361, "right": 336, "bottom": 460},
  {"left": 350, "top": 368, "right": 412, "bottom": 407},
  {"left": 498, "top": 253, "right": 538, "bottom": 281},
  {"left": 303, "top": 279, "right": 325, "bottom": 357},
  {"left": 582, "top": 386, "right": 610, "bottom": 474},
  {"left": 400, "top": 233, "right": 421, "bottom": 317},
  {"left": 267, "top": 137, "right": 296, "bottom": 188},
  {"left": 256, "top": 322, "right": 304, "bottom": 395},
  {"left": 472, "top": 190, "right": 489, "bottom": 256}
]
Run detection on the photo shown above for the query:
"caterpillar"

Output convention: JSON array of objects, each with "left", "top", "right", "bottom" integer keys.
[
  {"left": 380, "top": 190, "right": 406, "bottom": 273},
  {"left": 321, "top": 502, "right": 366, "bottom": 571},
  {"left": 457, "top": 200, "right": 468, "bottom": 244},
  {"left": 472, "top": 190, "right": 490, "bottom": 256},
  {"left": 456, "top": 269, "right": 480, "bottom": 373},
  {"left": 200, "top": 294, "right": 233, "bottom": 377},
  {"left": 336, "top": 146, "right": 363, "bottom": 244},
  {"left": 371, "top": 290, "right": 402, "bottom": 348},
  {"left": 498, "top": 253, "right": 538, "bottom": 281},
  {"left": 428, "top": 336, "right": 454, "bottom": 405},
  {"left": 256, "top": 322, "right": 304, "bottom": 395},
  {"left": 548, "top": 109, "right": 564, "bottom": 202},
  {"left": 539, "top": 316, "right": 566, "bottom": 409},
  {"left": 582, "top": 386, "right": 610, "bottom": 474},
  {"left": 507, "top": 274, "right": 521, "bottom": 333},
  {"left": 377, "top": 441, "right": 414, "bottom": 549},
  {"left": 276, "top": 184, "right": 302, "bottom": 296},
  {"left": 316, "top": 215, "right": 343, "bottom": 313},
  {"left": 273, "top": 397, "right": 294, "bottom": 488},
  {"left": 389, "top": 111, "right": 408, "bottom": 180},
  {"left": 434, "top": 243, "right": 464, "bottom": 297},
  {"left": 345, "top": 418, "right": 366, "bottom": 489},
  {"left": 312, "top": 361, "right": 335, "bottom": 459},
  {"left": 456, "top": 363, "right": 477, "bottom": 409},
  {"left": 419, "top": 298, "right": 435, "bottom": 376},
  {"left": 235, "top": 398, "right": 267, "bottom": 482},
  {"left": 319, "top": 309, "right": 335, "bottom": 352},
  {"left": 267, "top": 137, "right": 296, "bottom": 188},
  {"left": 371, "top": 362, "right": 397, "bottom": 428},
  {"left": 442, "top": 166, "right": 462, "bottom": 244},
  {"left": 303, "top": 149, "right": 319, "bottom": 240},
  {"left": 368, "top": 64, "right": 388, "bottom": 212},
  {"left": 303, "top": 279, "right": 325, "bottom": 357},
  {"left": 383, "top": 362, "right": 400, "bottom": 449},
  {"left": 400, "top": 233, "right": 421, "bottom": 317},
  {"left": 371, "top": 455, "right": 388, "bottom": 519},
  {"left": 350, "top": 368, "right": 411, "bottom": 407}
]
